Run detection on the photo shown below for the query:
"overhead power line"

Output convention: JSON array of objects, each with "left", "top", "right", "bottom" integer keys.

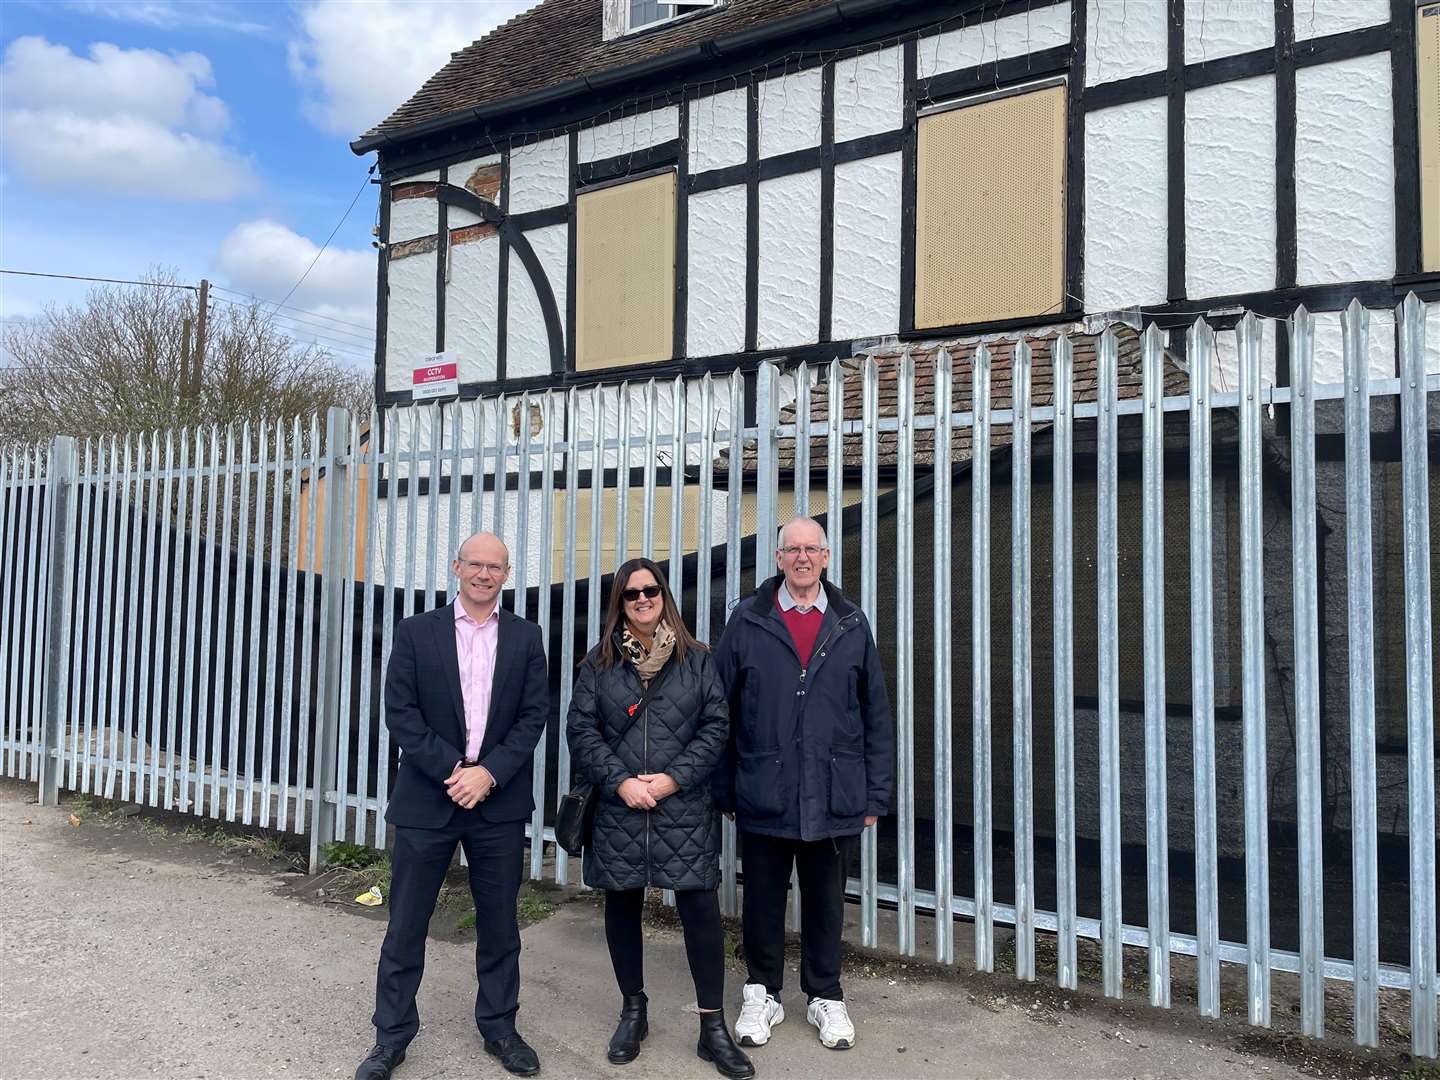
[
  {"left": 0, "top": 269, "right": 197, "bottom": 290},
  {"left": 265, "top": 167, "right": 375, "bottom": 326},
  {"left": 210, "top": 284, "right": 376, "bottom": 334},
  {"left": 209, "top": 294, "right": 375, "bottom": 346}
]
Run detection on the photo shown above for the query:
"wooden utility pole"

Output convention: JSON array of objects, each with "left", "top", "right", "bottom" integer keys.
[
  {"left": 180, "top": 316, "right": 193, "bottom": 403},
  {"left": 193, "top": 278, "right": 210, "bottom": 398}
]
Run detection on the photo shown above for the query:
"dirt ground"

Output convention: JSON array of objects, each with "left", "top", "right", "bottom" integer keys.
[{"left": 0, "top": 778, "right": 1432, "bottom": 1080}]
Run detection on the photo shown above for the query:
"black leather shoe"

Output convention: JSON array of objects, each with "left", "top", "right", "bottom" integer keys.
[
  {"left": 607, "top": 992, "right": 649, "bottom": 1064},
  {"left": 696, "top": 1012, "right": 754, "bottom": 1080},
  {"left": 484, "top": 1032, "right": 541, "bottom": 1076},
  {"left": 354, "top": 1044, "right": 405, "bottom": 1080}
]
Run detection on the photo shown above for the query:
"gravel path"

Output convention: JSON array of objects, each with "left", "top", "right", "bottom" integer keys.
[{"left": 0, "top": 780, "right": 1325, "bottom": 1080}]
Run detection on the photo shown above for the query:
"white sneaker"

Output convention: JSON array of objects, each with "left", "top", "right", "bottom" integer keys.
[
  {"left": 734, "top": 982, "right": 784, "bottom": 1047},
  {"left": 806, "top": 997, "right": 855, "bottom": 1050}
]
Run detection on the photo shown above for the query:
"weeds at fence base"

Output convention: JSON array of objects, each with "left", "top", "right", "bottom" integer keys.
[
  {"left": 65, "top": 793, "right": 303, "bottom": 868},
  {"left": 322, "top": 841, "right": 386, "bottom": 871},
  {"left": 454, "top": 883, "right": 561, "bottom": 933},
  {"left": 317, "top": 842, "right": 392, "bottom": 897}
]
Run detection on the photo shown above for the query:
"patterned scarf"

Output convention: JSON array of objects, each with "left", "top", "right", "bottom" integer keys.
[{"left": 620, "top": 620, "right": 675, "bottom": 684}]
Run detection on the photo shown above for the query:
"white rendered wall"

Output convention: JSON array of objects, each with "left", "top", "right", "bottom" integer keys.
[
  {"left": 578, "top": 105, "right": 680, "bottom": 163},
  {"left": 1295, "top": 53, "right": 1395, "bottom": 286},
  {"left": 688, "top": 85, "right": 748, "bottom": 173},
  {"left": 1294, "top": 0, "right": 1390, "bottom": 40},
  {"left": 390, "top": 197, "right": 438, "bottom": 244},
  {"left": 1184, "top": 0, "right": 1273, "bottom": 64},
  {"left": 446, "top": 234, "right": 501, "bottom": 383},
  {"left": 1084, "top": 98, "right": 1168, "bottom": 311},
  {"left": 1308, "top": 308, "right": 1396, "bottom": 383},
  {"left": 1208, "top": 316, "right": 1278, "bottom": 392},
  {"left": 1185, "top": 75, "right": 1276, "bottom": 298},
  {"left": 508, "top": 135, "right": 568, "bottom": 213},
  {"left": 686, "top": 184, "right": 748, "bottom": 357},
  {"left": 385, "top": 255, "right": 437, "bottom": 392},
  {"left": 834, "top": 44, "right": 902, "bottom": 142},
  {"left": 831, "top": 153, "right": 902, "bottom": 341},
  {"left": 1086, "top": 0, "right": 1167, "bottom": 85},
  {"left": 757, "top": 171, "right": 822, "bottom": 349},
  {"left": 506, "top": 223, "right": 567, "bottom": 377},
  {"left": 758, "top": 67, "right": 823, "bottom": 159},
  {"left": 574, "top": 379, "right": 743, "bottom": 469},
  {"left": 919, "top": 2, "right": 1070, "bottom": 79},
  {"left": 394, "top": 168, "right": 439, "bottom": 184}
]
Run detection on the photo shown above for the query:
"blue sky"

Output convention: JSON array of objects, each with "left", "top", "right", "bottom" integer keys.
[{"left": 0, "top": 0, "right": 533, "bottom": 368}]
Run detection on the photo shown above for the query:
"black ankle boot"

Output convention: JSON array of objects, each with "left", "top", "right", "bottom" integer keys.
[
  {"left": 696, "top": 1011, "right": 754, "bottom": 1079},
  {"left": 607, "top": 992, "right": 649, "bottom": 1064}
]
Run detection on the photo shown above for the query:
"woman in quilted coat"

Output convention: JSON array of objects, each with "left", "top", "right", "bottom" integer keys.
[{"left": 566, "top": 558, "right": 754, "bottom": 1079}]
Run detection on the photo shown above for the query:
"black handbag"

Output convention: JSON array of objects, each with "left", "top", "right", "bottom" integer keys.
[
  {"left": 554, "top": 782, "right": 598, "bottom": 858},
  {"left": 555, "top": 664, "right": 670, "bottom": 858}
]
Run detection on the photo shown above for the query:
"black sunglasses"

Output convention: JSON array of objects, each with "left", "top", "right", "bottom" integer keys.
[{"left": 621, "top": 585, "right": 663, "bottom": 602}]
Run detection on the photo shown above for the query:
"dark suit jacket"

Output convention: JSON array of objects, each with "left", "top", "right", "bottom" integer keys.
[{"left": 383, "top": 603, "right": 550, "bottom": 829}]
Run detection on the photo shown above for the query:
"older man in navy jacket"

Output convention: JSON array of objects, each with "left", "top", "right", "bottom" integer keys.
[
  {"left": 714, "top": 516, "right": 892, "bottom": 1053},
  {"left": 355, "top": 532, "right": 549, "bottom": 1080}
]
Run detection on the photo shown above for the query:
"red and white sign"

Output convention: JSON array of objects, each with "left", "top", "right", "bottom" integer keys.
[{"left": 412, "top": 353, "right": 459, "bottom": 401}]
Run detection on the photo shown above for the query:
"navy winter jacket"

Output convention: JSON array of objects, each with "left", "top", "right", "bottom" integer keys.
[{"left": 713, "top": 575, "right": 893, "bottom": 841}]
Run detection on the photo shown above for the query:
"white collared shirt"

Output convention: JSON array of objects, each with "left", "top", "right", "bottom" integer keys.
[{"left": 777, "top": 580, "right": 828, "bottom": 615}]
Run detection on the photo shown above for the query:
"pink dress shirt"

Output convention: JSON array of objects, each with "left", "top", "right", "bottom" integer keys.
[{"left": 453, "top": 601, "right": 501, "bottom": 765}]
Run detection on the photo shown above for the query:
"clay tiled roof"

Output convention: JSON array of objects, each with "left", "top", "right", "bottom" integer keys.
[
  {"left": 724, "top": 327, "right": 1189, "bottom": 473},
  {"left": 361, "top": 0, "right": 828, "bottom": 142}
]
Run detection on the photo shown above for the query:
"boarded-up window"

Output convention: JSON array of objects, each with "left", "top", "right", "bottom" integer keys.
[
  {"left": 1421, "top": 2, "right": 1440, "bottom": 271},
  {"left": 576, "top": 171, "right": 676, "bottom": 370},
  {"left": 914, "top": 81, "right": 1067, "bottom": 329}
]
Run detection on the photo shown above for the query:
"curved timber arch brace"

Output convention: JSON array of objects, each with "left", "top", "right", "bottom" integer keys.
[{"left": 436, "top": 183, "right": 566, "bottom": 377}]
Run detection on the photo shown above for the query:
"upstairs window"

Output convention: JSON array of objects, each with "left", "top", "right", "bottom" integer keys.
[
  {"left": 603, "top": 0, "right": 722, "bottom": 40},
  {"left": 575, "top": 170, "right": 677, "bottom": 370},
  {"left": 914, "top": 78, "right": 1068, "bottom": 329}
]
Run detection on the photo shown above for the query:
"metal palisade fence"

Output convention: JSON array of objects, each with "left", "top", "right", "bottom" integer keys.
[{"left": 0, "top": 297, "right": 1435, "bottom": 1057}]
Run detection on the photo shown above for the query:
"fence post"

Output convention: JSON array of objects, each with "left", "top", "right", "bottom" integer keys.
[
  {"left": 309, "top": 407, "right": 352, "bottom": 871},
  {"left": 38, "top": 436, "right": 77, "bottom": 807}
]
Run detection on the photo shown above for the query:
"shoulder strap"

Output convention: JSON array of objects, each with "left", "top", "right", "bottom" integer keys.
[{"left": 605, "top": 656, "right": 674, "bottom": 750}]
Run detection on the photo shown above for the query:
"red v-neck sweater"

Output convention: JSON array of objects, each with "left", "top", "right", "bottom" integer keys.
[{"left": 777, "top": 594, "right": 824, "bottom": 668}]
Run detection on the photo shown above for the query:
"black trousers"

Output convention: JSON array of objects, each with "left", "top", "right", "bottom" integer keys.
[
  {"left": 740, "top": 830, "right": 854, "bottom": 1002},
  {"left": 605, "top": 887, "right": 727, "bottom": 1011},
  {"left": 372, "top": 815, "right": 525, "bottom": 1048}
]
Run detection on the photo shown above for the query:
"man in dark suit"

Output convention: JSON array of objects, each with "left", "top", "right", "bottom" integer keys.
[{"left": 356, "top": 532, "right": 549, "bottom": 1080}]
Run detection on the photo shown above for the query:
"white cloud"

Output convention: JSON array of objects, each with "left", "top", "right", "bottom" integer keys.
[
  {"left": 216, "top": 219, "right": 377, "bottom": 348},
  {"left": 54, "top": 1, "right": 272, "bottom": 36},
  {"left": 288, "top": 0, "right": 535, "bottom": 137},
  {"left": 0, "top": 36, "right": 254, "bottom": 199}
]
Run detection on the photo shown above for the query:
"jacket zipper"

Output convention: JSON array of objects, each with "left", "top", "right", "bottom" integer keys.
[
  {"left": 642, "top": 686, "right": 651, "bottom": 886},
  {"left": 797, "top": 616, "right": 852, "bottom": 686},
  {"left": 791, "top": 615, "right": 856, "bottom": 835}
]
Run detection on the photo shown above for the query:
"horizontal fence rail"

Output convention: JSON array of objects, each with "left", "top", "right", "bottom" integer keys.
[{"left": 1, "top": 298, "right": 1436, "bottom": 1057}]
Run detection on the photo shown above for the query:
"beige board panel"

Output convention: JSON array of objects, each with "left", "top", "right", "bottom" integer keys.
[
  {"left": 914, "top": 83, "right": 1067, "bottom": 329},
  {"left": 549, "top": 484, "right": 865, "bottom": 580},
  {"left": 1421, "top": 3, "right": 1440, "bottom": 271},
  {"left": 576, "top": 171, "right": 676, "bottom": 370}
]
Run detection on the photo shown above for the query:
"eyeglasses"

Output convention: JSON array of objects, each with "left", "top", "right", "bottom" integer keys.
[
  {"left": 621, "top": 585, "right": 662, "bottom": 603},
  {"left": 780, "top": 545, "right": 826, "bottom": 559},
  {"left": 458, "top": 560, "right": 507, "bottom": 575}
]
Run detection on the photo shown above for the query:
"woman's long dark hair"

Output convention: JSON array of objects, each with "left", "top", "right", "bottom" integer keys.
[{"left": 591, "top": 557, "right": 704, "bottom": 668}]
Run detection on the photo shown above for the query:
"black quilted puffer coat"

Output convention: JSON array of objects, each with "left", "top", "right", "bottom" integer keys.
[{"left": 566, "top": 638, "right": 729, "bottom": 892}]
